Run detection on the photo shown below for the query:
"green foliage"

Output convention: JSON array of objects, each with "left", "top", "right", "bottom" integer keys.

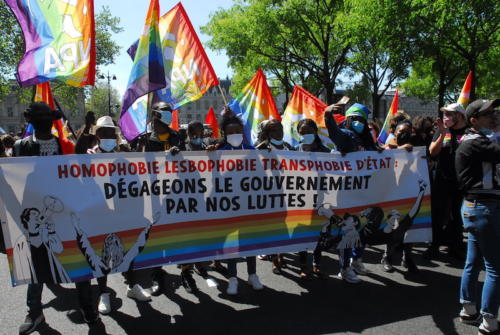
[{"left": 85, "top": 81, "right": 121, "bottom": 119}]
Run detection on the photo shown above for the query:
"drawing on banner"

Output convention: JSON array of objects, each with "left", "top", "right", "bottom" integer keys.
[
  {"left": 315, "top": 179, "right": 427, "bottom": 250},
  {"left": 71, "top": 211, "right": 161, "bottom": 278},
  {"left": 13, "top": 196, "right": 71, "bottom": 284}
]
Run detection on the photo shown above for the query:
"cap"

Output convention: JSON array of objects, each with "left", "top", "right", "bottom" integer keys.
[
  {"left": 440, "top": 103, "right": 465, "bottom": 114},
  {"left": 345, "top": 103, "right": 371, "bottom": 120},
  {"left": 152, "top": 101, "right": 172, "bottom": 112},
  {"left": 465, "top": 99, "right": 500, "bottom": 121}
]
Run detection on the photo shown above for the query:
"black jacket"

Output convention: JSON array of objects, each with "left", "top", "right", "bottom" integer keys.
[
  {"left": 143, "top": 129, "right": 184, "bottom": 152},
  {"left": 455, "top": 129, "right": 500, "bottom": 200}
]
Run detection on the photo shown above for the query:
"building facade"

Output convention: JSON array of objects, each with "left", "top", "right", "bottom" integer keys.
[
  {"left": 0, "top": 92, "right": 29, "bottom": 135},
  {"left": 177, "top": 79, "right": 232, "bottom": 126}
]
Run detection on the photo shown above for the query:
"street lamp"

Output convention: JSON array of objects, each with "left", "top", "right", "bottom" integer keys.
[{"left": 98, "top": 71, "right": 117, "bottom": 117}]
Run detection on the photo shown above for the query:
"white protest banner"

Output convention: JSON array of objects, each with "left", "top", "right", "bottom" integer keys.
[{"left": 0, "top": 148, "right": 431, "bottom": 286}]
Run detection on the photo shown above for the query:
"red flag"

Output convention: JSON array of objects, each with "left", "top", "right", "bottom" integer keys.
[
  {"left": 204, "top": 107, "right": 219, "bottom": 138},
  {"left": 457, "top": 71, "right": 473, "bottom": 105},
  {"left": 171, "top": 110, "right": 180, "bottom": 131},
  {"left": 34, "top": 83, "right": 75, "bottom": 154}
]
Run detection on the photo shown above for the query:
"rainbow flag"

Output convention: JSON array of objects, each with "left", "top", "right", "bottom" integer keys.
[
  {"left": 205, "top": 107, "right": 220, "bottom": 138},
  {"left": 282, "top": 85, "right": 335, "bottom": 149},
  {"left": 123, "top": 2, "right": 219, "bottom": 140},
  {"left": 119, "top": 0, "right": 166, "bottom": 141},
  {"left": 228, "top": 69, "right": 280, "bottom": 145},
  {"left": 5, "top": 0, "right": 95, "bottom": 87},
  {"left": 457, "top": 71, "right": 473, "bottom": 105},
  {"left": 378, "top": 89, "right": 399, "bottom": 145}
]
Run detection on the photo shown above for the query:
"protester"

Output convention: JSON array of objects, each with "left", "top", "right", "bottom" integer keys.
[
  {"left": 76, "top": 111, "right": 96, "bottom": 138},
  {"left": 424, "top": 103, "right": 467, "bottom": 260},
  {"left": 295, "top": 118, "right": 330, "bottom": 279},
  {"left": 325, "top": 103, "right": 382, "bottom": 283},
  {"left": 368, "top": 120, "right": 381, "bottom": 144},
  {"left": 10, "top": 102, "right": 98, "bottom": 334},
  {"left": 0, "top": 138, "right": 6, "bottom": 158},
  {"left": 455, "top": 99, "right": 500, "bottom": 335},
  {"left": 384, "top": 111, "right": 411, "bottom": 147},
  {"left": 75, "top": 116, "right": 152, "bottom": 314},
  {"left": 412, "top": 116, "right": 434, "bottom": 148},
  {"left": 255, "top": 119, "right": 293, "bottom": 274},
  {"left": 138, "top": 102, "right": 183, "bottom": 296},
  {"left": 217, "top": 109, "right": 264, "bottom": 295}
]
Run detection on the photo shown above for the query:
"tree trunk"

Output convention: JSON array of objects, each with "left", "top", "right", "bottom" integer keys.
[
  {"left": 438, "top": 73, "right": 446, "bottom": 115},
  {"left": 372, "top": 92, "right": 381, "bottom": 119}
]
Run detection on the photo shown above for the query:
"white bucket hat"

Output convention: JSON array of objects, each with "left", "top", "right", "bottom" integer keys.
[{"left": 92, "top": 116, "right": 118, "bottom": 134}]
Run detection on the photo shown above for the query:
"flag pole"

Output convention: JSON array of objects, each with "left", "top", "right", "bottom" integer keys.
[{"left": 218, "top": 85, "right": 228, "bottom": 105}]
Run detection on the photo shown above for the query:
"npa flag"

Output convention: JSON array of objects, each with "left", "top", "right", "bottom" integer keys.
[
  {"left": 457, "top": 71, "right": 473, "bottom": 106},
  {"left": 282, "top": 86, "right": 335, "bottom": 149},
  {"left": 5, "top": 0, "right": 96, "bottom": 87},
  {"left": 378, "top": 89, "right": 399, "bottom": 145},
  {"left": 124, "top": 2, "right": 219, "bottom": 140},
  {"left": 119, "top": 0, "right": 166, "bottom": 141},
  {"left": 228, "top": 69, "right": 280, "bottom": 145},
  {"left": 204, "top": 107, "right": 219, "bottom": 138},
  {"left": 32, "top": 83, "right": 74, "bottom": 154}
]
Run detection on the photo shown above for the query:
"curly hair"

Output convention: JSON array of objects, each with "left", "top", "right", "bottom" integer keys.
[
  {"left": 20, "top": 208, "right": 40, "bottom": 230},
  {"left": 219, "top": 108, "right": 244, "bottom": 136}
]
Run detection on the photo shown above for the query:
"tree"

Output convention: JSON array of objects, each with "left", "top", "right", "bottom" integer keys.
[
  {"left": 342, "top": 0, "right": 414, "bottom": 118},
  {"left": 202, "top": 0, "right": 350, "bottom": 104},
  {"left": 409, "top": 0, "right": 499, "bottom": 101},
  {"left": 85, "top": 81, "right": 121, "bottom": 119}
]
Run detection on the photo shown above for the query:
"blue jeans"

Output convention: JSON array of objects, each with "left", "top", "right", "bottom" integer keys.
[{"left": 460, "top": 199, "right": 500, "bottom": 318}]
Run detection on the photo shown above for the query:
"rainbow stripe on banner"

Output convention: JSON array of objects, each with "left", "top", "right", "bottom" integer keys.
[
  {"left": 5, "top": 0, "right": 96, "bottom": 87},
  {"left": 228, "top": 69, "right": 281, "bottom": 145},
  {"left": 5, "top": 196, "right": 431, "bottom": 283},
  {"left": 378, "top": 89, "right": 399, "bottom": 145}
]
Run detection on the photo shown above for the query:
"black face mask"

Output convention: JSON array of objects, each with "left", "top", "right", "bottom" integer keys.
[{"left": 396, "top": 132, "right": 411, "bottom": 145}]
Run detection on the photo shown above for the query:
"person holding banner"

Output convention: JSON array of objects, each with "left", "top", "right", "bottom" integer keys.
[
  {"left": 256, "top": 119, "right": 294, "bottom": 274},
  {"left": 456, "top": 99, "right": 500, "bottom": 335},
  {"left": 295, "top": 118, "right": 330, "bottom": 279},
  {"left": 13, "top": 102, "right": 95, "bottom": 335},
  {"left": 217, "top": 109, "right": 264, "bottom": 295},
  {"left": 74, "top": 116, "right": 153, "bottom": 315},
  {"left": 142, "top": 101, "right": 184, "bottom": 296},
  {"left": 324, "top": 104, "right": 382, "bottom": 282}
]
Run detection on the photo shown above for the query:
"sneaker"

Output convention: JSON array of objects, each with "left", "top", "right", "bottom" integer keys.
[
  {"left": 181, "top": 269, "right": 198, "bottom": 294},
  {"left": 227, "top": 277, "right": 238, "bottom": 295},
  {"left": 151, "top": 270, "right": 166, "bottom": 296},
  {"left": 459, "top": 311, "right": 481, "bottom": 325},
  {"left": 381, "top": 256, "right": 394, "bottom": 272},
  {"left": 127, "top": 284, "right": 152, "bottom": 302},
  {"left": 98, "top": 293, "right": 111, "bottom": 315},
  {"left": 19, "top": 310, "right": 45, "bottom": 335},
  {"left": 478, "top": 326, "right": 500, "bottom": 335},
  {"left": 248, "top": 274, "right": 264, "bottom": 290},
  {"left": 351, "top": 258, "right": 369, "bottom": 275},
  {"left": 478, "top": 316, "right": 499, "bottom": 334},
  {"left": 338, "top": 267, "right": 361, "bottom": 284}
]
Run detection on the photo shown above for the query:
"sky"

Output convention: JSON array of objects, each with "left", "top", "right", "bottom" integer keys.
[{"left": 94, "top": 0, "right": 234, "bottom": 97}]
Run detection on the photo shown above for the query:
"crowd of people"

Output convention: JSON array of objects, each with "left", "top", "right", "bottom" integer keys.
[{"left": 0, "top": 97, "right": 498, "bottom": 335}]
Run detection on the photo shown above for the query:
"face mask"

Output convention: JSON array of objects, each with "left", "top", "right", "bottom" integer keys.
[
  {"left": 351, "top": 121, "right": 365, "bottom": 134},
  {"left": 480, "top": 128, "right": 493, "bottom": 136},
  {"left": 191, "top": 138, "right": 203, "bottom": 146},
  {"left": 300, "top": 134, "right": 315, "bottom": 145},
  {"left": 227, "top": 134, "right": 243, "bottom": 147},
  {"left": 396, "top": 132, "right": 411, "bottom": 145},
  {"left": 270, "top": 138, "right": 284, "bottom": 146},
  {"left": 159, "top": 111, "right": 172, "bottom": 125},
  {"left": 99, "top": 139, "right": 117, "bottom": 152},
  {"left": 5, "top": 148, "right": 12, "bottom": 156},
  {"left": 443, "top": 115, "right": 455, "bottom": 128}
]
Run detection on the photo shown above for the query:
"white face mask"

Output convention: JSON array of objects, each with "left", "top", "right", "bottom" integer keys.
[
  {"left": 227, "top": 134, "right": 243, "bottom": 147},
  {"left": 159, "top": 111, "right": 172, "bottom": 125},
  {"left": 99, "top": 139, "right": 117, "bottom": 152}
]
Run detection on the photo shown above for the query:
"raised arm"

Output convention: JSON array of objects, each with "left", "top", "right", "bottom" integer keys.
[
  {"left": 122, "top": 212, "right": 161, "bottom": 268},
  {"left": 408, "top": 180, "right": 427, "bottom": 219}
]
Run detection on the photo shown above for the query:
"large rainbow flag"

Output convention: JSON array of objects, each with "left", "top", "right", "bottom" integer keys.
[
  {"left": 119, "top": 0, "right": 166, "bottom": 141},
  {"left": 378, "top": 89, "right": 399, "bottom": 145},
  {"left": 5, "top": 0, "right": 95, "bottom": 87},
  {"left": 228, "top": 69, "right": 280, "bottom": 145},
  {"left": 282, "top": 85, "right": 336, "bottom": 149},
  {"left": 122, "top": 2, "right": 219, "bottom": 140},
  {"left": 457, "top": 71, "right": 472, "bottom": 106}
]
